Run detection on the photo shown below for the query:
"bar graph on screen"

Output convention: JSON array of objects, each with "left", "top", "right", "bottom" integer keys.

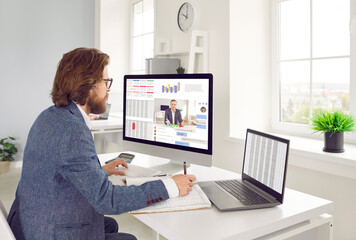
[{"left": 162, "top": 82, "right": 180, "bottom": 93}]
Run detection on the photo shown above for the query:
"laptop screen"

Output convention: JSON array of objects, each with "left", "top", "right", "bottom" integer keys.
[{"left": 242, "top": 129, "right": 289, "bottom": 202}]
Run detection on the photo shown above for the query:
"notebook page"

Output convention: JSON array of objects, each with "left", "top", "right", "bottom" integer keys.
[
  {"left": 130, "top": 184, "right": 211, "bottom": 214},
  {"left": 108, "top": 173, "right": 166, "bottom": 186}
]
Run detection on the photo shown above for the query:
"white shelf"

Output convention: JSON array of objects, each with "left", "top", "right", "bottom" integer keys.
[{"left": 154, "top": 51, "right": 189, "bottom": 57}]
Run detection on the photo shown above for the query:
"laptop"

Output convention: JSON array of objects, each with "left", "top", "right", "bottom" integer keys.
[{"left": 199, "top": 129, "right": 290, "bottom": 211}]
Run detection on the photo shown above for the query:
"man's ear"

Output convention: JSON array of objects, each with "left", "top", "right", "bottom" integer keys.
[
  {"left": 84, "top": 89, "right": 93, "bottom": 106},
  {"left": 87, "top": 88, "right": 93, "bottom": 99}
]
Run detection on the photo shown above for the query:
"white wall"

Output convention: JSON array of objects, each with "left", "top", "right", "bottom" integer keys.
[
  {"left": 288, "top": 157, "right": 356, "bottom": 239},
  {"left": 154, "top": 0, "right": 232, "bottom": 170},
  {"left": 0, "top": 0, "right": 95, "bottom": 161},
  {"left": 229, "top": 0, "right": 271, "bottom": 138},
  {"left": 155, "top": 0, "right": 191, "bottom": 54}
]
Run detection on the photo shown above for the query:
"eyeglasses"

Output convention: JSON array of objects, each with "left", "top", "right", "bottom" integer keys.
[{"left": 103, "top": 78, "right": 113, "bottom": 89}]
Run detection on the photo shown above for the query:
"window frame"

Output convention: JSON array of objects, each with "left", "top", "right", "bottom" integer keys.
[
  {"left": 129, "top": 0, "right": 155, "bottom": 74},
  {"left": 271, "top": 0, "right": 356, "bottom": 143}
]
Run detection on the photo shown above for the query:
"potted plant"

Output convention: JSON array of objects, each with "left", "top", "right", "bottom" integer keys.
[
  {"left": 0, "top": 137, "right": 18, "bottom": 173},
  {"left": 176, "top": 66, "right": 185, "bottom": 74},
  {"left": 310, "top": 109, "right": 356, "bottom": 153}
]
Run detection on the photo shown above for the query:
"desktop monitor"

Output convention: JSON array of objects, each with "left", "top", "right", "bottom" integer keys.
[{"left": 123, "top": 73, "right": 213, "bottom": 169}]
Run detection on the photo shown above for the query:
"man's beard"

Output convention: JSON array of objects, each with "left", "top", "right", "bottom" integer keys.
[{"left": 88, "top": 92, "right": 108, "bottom": 114}]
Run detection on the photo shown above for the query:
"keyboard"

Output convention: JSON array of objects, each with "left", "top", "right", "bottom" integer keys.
[
  {"left": 215, "top": 180, "right": 270, "bottom": 205},
  {"left": 119, "top": 164, "right": 161, "bottom": 178}
]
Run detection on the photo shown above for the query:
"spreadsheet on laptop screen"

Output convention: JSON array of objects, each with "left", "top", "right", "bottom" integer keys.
[{"left": 243, "top": 132, "right": 288, "bottom": 194}]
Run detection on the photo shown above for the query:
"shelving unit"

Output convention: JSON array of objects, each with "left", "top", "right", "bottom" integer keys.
[
  {"left": 188, "top": 30, "right": 208, "bottom": 73},
  {"left": 154, "top": 30, "right": 208, "bottom": 73}
]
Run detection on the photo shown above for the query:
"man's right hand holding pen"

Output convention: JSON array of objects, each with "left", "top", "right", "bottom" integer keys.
[
  {"left": 171, "top": 161, "right": 195, "bottom": 196},
  {"left": 171, "top": 174, "right": 196, "bottom": 196}
]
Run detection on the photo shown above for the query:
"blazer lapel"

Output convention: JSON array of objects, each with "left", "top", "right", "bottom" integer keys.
[
  {"left": 66, "top": 101, "right": 102, "bottom": 167},
  {"left": 67, "top": 101, "right": 85, "bottom": 123}
]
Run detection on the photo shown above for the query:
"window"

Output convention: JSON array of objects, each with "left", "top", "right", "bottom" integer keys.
[
  {"left": 272, "top": 0, "right": 354, "bottom": 136},
  {"left": 130, "top": 0, "right": 154, "bottom": 74}
]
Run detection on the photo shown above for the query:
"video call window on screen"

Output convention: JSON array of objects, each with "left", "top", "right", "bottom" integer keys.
[{"left": 124, "top": 77, "right": 210, "bottom": 151}]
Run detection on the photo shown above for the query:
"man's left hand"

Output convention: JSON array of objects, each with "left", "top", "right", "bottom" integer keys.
[
  {"left": 102, "top": 159, "right": 128, "bottom": 176},
  {"left": 89, "top": 114, "right": 99, "bottom": 120}
]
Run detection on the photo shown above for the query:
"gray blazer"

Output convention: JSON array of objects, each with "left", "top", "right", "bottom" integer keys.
[
  {"left": 164, "top": 108, "right": 183, "bottom": 125},
  {"left": 7, "top": 102, "right": 169, "bottom": 240}
]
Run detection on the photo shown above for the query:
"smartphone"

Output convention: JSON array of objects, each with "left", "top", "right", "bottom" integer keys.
[{"left": 105, "top": 153, "right": 135, "bottom": 164}]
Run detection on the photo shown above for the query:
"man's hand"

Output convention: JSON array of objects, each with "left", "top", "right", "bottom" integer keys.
[
  {"left": 165, "top": 118, "right": 171, "bottom": 124},
  {"left": 171, "top": 174, "right": 196, "bottom": 196},
  {"left": 102, "top": 159, "right": 128, "bottom": 176},
  {"left": 89, "top": 114, "right": 99, "bottom": 120}
]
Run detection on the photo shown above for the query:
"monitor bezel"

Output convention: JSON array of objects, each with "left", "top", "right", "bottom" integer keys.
[{"left": 123, "top": 73, "right": 213, "bottom": 156}]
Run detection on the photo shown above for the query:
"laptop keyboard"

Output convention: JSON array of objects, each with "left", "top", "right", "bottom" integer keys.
[{"left": 215, "top": 180, "right": 271, "bottom": 206}]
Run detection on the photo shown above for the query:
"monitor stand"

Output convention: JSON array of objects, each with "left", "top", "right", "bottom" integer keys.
[{"left": 153, "top": 160, "right": 190, "bottom": 176}]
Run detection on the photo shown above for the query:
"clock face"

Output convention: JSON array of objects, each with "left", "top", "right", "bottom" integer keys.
[{"left": 177, "top": 2, "right": 195, "bottom": 32}]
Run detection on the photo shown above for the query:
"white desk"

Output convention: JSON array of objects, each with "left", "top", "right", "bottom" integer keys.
[
  {"left": 90, "top": 114, "right": 123, "bottom": 134},
  {"left": 90, "top": 113, "right": 123, "bottom": 149},
  {"left": 98, "top": 152, "right": 333, "bottom": 240},
  {"left": 90, "top": 115, "right": 123, "bottom": 153}
]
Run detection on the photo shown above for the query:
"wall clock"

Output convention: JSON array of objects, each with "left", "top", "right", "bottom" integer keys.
[{"left": 177, "top": 2, "right": 197, "bottom": 32}]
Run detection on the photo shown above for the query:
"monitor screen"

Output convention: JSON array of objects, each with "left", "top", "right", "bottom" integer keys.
[{"left": 123, "top": 74, "right": 213, "bottom": 166}]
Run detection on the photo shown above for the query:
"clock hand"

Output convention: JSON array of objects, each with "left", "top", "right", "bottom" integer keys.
[{"left": 182, "top": 13, "right": 188, "bottom": 19}]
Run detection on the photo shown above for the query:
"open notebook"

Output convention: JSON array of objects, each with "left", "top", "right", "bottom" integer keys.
[{"left": 126, "top": 177, "right": 211, "bottom": 214}]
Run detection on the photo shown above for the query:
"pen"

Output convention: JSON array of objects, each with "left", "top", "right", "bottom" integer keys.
[
  {"left": 153, "top": 174, "right": 167, "bottom": 177},
  {"left": 184, "top": 161, "right": 187, "bottom": 175}
]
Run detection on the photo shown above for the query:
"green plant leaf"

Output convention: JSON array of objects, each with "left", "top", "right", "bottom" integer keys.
[
  {"left": 310, "top": 109, "right": 356, "bottom": 133},
  {"left": 0, "top": 136, "right": 17, "bottom": 162}
]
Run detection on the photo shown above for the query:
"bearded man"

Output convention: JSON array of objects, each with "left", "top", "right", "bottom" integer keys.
[{"left": 7, "top": 48, "right": 195, "bottom": 240}]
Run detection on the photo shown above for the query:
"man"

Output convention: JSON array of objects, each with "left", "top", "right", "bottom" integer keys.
[
  {"left": 7, "top": 48, "right": 195, "bottom": 240},
  {"left": 164, "top": 99, "right": 186, "bottom": 126}
]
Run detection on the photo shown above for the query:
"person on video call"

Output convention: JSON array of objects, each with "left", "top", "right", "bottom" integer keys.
[
  {"left": 165, "top": 99, "right": 186, "bottom": 126},
  {"left": 7, "top": 48, "right": 195, "bottom": 240}
]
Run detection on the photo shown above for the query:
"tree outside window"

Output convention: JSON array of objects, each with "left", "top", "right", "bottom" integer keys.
[{"left": 276, "top": 0, "right": 350, "bottom": 125}]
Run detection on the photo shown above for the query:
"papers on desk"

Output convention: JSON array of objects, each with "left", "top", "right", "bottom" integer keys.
[
  {"left": 127, "top": 177, "right": 211, "bottom": 214},
  {"left": 125, "top": 176, "right": 169, "bottom": 186},
  {"left": 108, "top": 164, "right": 162, "bottom": 186},
  {"left": 108, "top": 175, "right": 126, "bottom": 186},
  {"left": 118, "top": 164, "right": 161, "bottom": 178}
]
